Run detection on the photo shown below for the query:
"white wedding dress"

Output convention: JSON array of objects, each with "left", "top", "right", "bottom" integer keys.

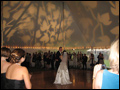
[{"left": 54, "top": 52, "right": 72, "bottom": 85}]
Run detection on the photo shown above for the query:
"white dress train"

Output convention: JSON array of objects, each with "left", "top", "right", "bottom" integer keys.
[{"left": 54, "top": 52, "right": 72, "bottom": 85}]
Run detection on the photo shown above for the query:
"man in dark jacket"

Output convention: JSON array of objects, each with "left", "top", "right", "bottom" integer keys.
[
  {"left": 82, "top": 54, "right": 88, "bottom": 70},
  {"left": 55, "top": 47, "right": 62, "bottom": 71}
]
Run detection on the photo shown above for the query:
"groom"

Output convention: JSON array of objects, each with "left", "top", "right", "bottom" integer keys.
[{"left": 55, "top": 47, "right": 62, "bottom": 71}]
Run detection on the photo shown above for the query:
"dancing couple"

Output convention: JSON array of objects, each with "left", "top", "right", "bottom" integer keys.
[{"left": 54, "top": 47, "right": 72, "bottom": 85}]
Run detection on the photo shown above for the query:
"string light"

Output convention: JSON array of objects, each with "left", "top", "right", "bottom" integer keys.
[{"left": 1, "top": 45, "right": 110, "bottom": 50}]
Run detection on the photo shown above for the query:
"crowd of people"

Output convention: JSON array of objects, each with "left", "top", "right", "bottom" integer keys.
[
  {"left": 4, "top": 49, "right": 106, "bottom": 71},
  {"left": 30, "top": 52, "right": 106, "bottom": 71},
  {"left": 20, "top": 51, "right": 106, "bottom": 71}
]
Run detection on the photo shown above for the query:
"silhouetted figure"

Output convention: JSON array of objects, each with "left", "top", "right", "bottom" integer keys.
[
  {"left": 50, "top": 52, "right": 55, "bottom": 70},
  {"left": 82, "top": 54, "right": 88, "bottom": 70},
  {"left": 90, "top": 53, "right": 94, "bottom": 70},
  {"left": 97, "top": 52, "right": 101, "bottom": 64}
]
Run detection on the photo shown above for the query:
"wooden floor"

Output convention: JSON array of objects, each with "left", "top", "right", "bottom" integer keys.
[{"left": 30, "top": 68, "right": 93, "bottom": 89}]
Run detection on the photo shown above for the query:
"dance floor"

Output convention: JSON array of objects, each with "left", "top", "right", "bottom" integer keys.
[{"left": 30, "top": 68, "right": 93, "bottom": 89}]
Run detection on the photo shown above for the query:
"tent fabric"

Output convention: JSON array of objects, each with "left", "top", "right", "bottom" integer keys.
[{"left": 1, "top": 1, "right": 119, "bottom": 48}]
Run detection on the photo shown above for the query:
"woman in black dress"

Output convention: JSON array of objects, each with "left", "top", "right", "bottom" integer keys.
[
  {"left": 1, "top": 47, "right": 11, "bottom": 89},
  {"left": 5, "top": 49, "right": 32, "bottom": 89}
]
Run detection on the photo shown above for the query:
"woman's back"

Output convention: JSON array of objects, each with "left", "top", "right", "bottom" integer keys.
[
  {"left": 5, "top": 48, "right": 32, "bottom": 89},
  {"left": 101, "top": 69, "right": 119, "bottom": 89},
  {"left": 6, "top": 64, "right": 24, "bottom": 80},
  {"left": 5, "top": 64, "right": 25, "bottom": 89}
]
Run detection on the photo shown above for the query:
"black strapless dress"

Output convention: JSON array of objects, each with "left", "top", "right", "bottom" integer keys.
[
  {"left": 1, "top": 73, "right": 6, "bottom": 89},
  {"left": 5, "top": 78, "right": 25, "bottom": 89}
]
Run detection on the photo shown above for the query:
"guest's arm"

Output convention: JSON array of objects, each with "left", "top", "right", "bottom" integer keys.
[
  {"left": 92, "top": 64, "right": 102, "bottom": 89},
  {"left": 23, "top": 67, "right": 32, "bottom": 89}
]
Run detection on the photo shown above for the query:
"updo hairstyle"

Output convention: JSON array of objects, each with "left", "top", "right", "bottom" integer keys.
[{"left": 9, "top": 49, "right": 25, "bottom": 63}]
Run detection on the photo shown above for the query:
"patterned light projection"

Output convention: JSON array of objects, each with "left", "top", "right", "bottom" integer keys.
[{"left": 1, "top": 1, "right": 119, "bottom": 49}]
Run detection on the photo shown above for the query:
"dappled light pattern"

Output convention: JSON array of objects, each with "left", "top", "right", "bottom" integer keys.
[
  {"left": 1, "top": 1, "right": 119, "bottom": 47},
  {"left": 65, "top": 1, "right": 119, "bottom": 47},
  {"left": 2, "top": 1, "right": 75, "bottom": 47}
]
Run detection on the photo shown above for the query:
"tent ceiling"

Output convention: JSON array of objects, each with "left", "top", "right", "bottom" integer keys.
[{"left": 1, "top": 1, "right": 119, "bottom": 48}]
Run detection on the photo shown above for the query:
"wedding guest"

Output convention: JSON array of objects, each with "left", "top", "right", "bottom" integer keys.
[
  {"left": 1, "top": 47, "right": 11, "bottom": 89},
  {"left": 97, "top": 52, "right": 101, "bottom": 64},
  {"left": 73, "top": 52, "right": 77, "bottom": 68},
  {"left": 77, "top": 52, "right": 80, "bottom": 62},
  {"left": 90, "top": 53, "right": 95, "bottom": 70},
  {"left": 46, "top": 52, "right": 51, "bottom": 69},
  {"left": 92, "top": 39, "right": 119, "bottom": 89},
  {"left": 77, "top": 52, "right": 80, "bottom": 68},
  {"left": 99, "top": 54, "right": 104, "bottom": 64},
  {"left": 67, "top": 52, "right": 71, "bottom": 69},
  {"left": 43, "top": 52, "right": 47, "bottom": 69},
  {"left": 5, "top": 49, "right": 32, "bottom": 89},
  {"left": 82, "top": 54, "right": 88, "bottom": 70},
  {"left": 79, "top": 52, "right": 83, "bottom": 64},
  {"left": 50, "top": 52, "right": 55, "bottom": 70}
]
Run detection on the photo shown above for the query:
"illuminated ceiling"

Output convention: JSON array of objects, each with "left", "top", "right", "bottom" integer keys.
[{"left": 1, "top": 1, "right": 119, "bottom": 48}]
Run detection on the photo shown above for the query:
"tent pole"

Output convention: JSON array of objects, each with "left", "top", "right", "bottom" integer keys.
[
  {"left": 63, "top": 2, "right": 65, "bottom": 50},
  {"left": 66, "top": 3, "right": 92, "bottom": 47}
]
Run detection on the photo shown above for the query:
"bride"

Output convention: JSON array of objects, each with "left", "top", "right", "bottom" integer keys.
[{"left": 54, "top": 50, "right": 72, "bottom": 85}]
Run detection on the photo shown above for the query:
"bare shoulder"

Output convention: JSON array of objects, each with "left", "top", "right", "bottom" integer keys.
[
  {"left": 96, "top": 70, "right": 104, "bottom": 81},
  {"left": 6, "top": 62, "right": 12, "bottom": 67},
  {"left": 95, "top": 70, "right": 104, "bottom": 89},
  {"left": 21, "top": 66, "right": 29, "bottom": 74},
  {"left": 21, "top": 66, "right": 28, "bottom": 72},
  {"left": 97, "top": 70, "right": 104, "bottom": 76}
]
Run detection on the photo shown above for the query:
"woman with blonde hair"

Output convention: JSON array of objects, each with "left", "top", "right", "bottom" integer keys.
[
  {"left": 5, "top": 49, "right": 32, "bottom": 89},
  {"left": 92, "top": 39, "right": 119, "bottom": 89},
  {"left": 1, "top": 47, "right": 11, "bottom": 89}
]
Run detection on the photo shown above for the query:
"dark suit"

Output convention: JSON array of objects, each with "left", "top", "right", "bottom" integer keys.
[
  {"left": 55, "top": 51, "right": 62, "bottom": 70},
  {"left": 82, "top": 56, "right": 88, "bottom": 70}
]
